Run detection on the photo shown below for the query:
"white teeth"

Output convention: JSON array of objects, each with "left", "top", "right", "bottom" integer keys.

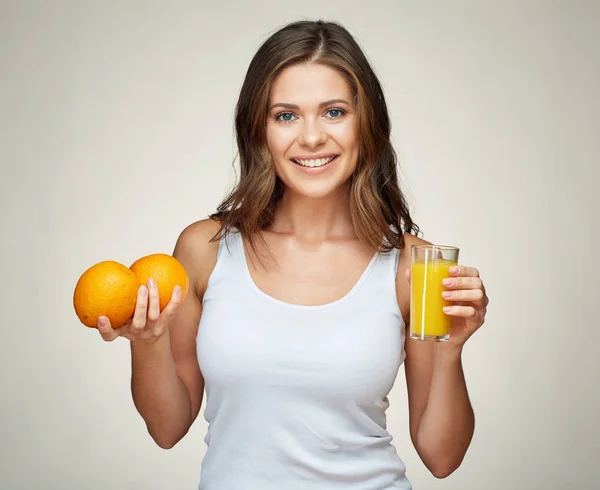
[{"left": 293, "top": 156, "right": 336, "bottom": 168}]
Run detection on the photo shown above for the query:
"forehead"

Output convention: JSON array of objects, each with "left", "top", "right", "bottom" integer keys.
[{"left": 269, "top": 63, "right": 353, "bottom": 105}]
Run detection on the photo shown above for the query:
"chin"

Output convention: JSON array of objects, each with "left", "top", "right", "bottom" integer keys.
[{"left": 283, "top": 178, "right": 352, "bottom": 200}]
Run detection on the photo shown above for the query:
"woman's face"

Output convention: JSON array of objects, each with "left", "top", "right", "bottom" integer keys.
[{"left": 266, "top": 63, "right": 360, "bottom": 200}]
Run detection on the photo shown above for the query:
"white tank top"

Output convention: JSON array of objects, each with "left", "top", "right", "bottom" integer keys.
[{"left": 196, "top": 229, "right": 412, "bottom": 490}]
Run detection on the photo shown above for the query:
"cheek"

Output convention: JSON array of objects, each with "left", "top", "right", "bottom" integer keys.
[
  {"left": 337, "top": 126, "right": 360, "bottom": 175},
  {"left": 331, "top": 122, "right": 359, "bottom": 151},
  {"left": 266, "top": 127, "right": 292, "bottom": 180},
  {"left": 266, "top": 125, "right": 295, "bottom": 157}
]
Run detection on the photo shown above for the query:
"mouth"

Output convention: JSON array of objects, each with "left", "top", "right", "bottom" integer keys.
[{"left": 290, "top": 155, "right": 339, "bottom": 168}]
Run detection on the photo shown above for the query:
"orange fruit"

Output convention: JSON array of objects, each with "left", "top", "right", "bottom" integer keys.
[
  {"left": 73, "top": 261, "right": 139, "bottom": 328},
  {"left": 129, "top": 253, "right": 189, "bottom": 311}
]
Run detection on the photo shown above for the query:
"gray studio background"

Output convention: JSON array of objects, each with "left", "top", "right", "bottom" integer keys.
[{"left": 1, "top": 1, "right": 598, "bottom": 489}]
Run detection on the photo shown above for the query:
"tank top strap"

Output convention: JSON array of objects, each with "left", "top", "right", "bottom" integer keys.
[
  {"left": 389, "top": 244, "right": 401, "bottom": 276},
  {"left": 350, "top": 242, "right": 403, "bottom": 323},
  {"left": 375, "top": 242, "right": 402, "bottom": 280},
  {"left": 214, "top": 227, "right": 244, "bottom": 263},
  {"left": 218, "top": 227, "right": 236, "bottom": 256},
  {"left": 202, "top": 228, "right": 244, "bottom": 302}
]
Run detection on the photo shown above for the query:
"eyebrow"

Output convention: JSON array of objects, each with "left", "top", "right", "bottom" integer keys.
[{"left": 268, "top": 99, "right": 352, "bottom": 111}]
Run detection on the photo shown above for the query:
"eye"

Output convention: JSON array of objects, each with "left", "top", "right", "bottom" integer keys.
[
  {"left": 325, "top": 108, "right": 346, "bottom": 119},
  {"left": 275, "top": 112, "right": 296, "bottom": 123}
]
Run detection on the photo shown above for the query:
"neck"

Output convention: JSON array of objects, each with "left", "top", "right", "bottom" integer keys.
[{"left": 271, "top": 185, "right": 355, "bottom": 243}]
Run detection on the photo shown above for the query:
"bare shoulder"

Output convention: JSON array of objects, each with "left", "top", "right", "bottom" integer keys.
[
  {"left": 173, "top": 218, "right": 223, "bottom": 298},
  {"left": 402, "top": 232, "right": 432, "bottom": 249}
]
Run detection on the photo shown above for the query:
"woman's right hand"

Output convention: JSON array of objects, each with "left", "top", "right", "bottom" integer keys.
[{"left": 96, "top": 278, "right": 182, "bottom": 343}]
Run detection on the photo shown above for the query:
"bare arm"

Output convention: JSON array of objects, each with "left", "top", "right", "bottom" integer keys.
[
  {"left": 129, "top": 276, "right": 204, "bottom": 449},
  {"left": 403, "top": 337, "right": 474, "bottom": 478},
  {"left": 397, "top": 234, "right": 475, "bottom": 478},
  {"left": 131, "top": 219, "right": 221, "bottom": 448},
  {"left": 130, "top": 330, "right": 199, "bottom": 449},
  {"left": 98, "top": 219, "right": 221, "bottom": 449}
]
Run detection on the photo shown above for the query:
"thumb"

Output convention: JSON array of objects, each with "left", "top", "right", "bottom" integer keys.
[{"left": 97, "top": 316, "right": 119, "bottom": 342}]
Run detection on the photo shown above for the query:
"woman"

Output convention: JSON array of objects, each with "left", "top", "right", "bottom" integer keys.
[{"left": 97, "top": 20, "right": 489, "bottom": 489}]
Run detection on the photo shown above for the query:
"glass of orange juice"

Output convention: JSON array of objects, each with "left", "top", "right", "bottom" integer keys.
[{"left": 410, "top": 244, "right": 460, "bottom": 342}]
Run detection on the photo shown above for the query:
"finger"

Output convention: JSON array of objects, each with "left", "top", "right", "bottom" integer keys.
[
  {"left": 405, "top": 268, "right": 411, "bottom": 283},
  {"left": 147, "top": 278, "right": 160, "bottom": 324},
  {"left": 97, "top": 316, "right": 119, "bottom": 342},
  {"left": 159, "top": 285, "right": 183, "bottom": 323},
  {"left": 449, "top": 265, "right": 480, "bottom": 278},
  {"left": 442, "top": 288, "right": 484, "bottom": 302},
  {"left": 130, "top": 285, "right": 149, "bottom": 333},
  {"left": 443, "top": 305, "right": 476, "bottom": 317},
  {"left": 442, "top": 276, "right": 483, "bottom": 290}
]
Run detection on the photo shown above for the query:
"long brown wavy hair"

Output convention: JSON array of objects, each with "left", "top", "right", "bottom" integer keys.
[{"left": 211, "top": 20, "right": 419, "bottom": 256}]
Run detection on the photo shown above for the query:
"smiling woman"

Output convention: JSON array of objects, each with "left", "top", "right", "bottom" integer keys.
[
  {"left": 95, "top": 19, "right": 489, "bottom": 490},
  {"left": 211, "top": 21, "right": 419, "bottom": 256},
  {"left": 266, "top": 64, "right": 360, "bottom": 197}
]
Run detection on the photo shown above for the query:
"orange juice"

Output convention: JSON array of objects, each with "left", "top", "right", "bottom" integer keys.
[{"left": 410, "top": 258, "right": 457, "bottom": 340}]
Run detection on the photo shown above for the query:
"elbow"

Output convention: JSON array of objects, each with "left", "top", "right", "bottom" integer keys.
[
  {"left": 154, "top": 437, "right": 178, "bottom": 450},
  {"left": 429, "top": 463, "right": 458, "bottom": 479},
  {"left": 426, "top": 456, "right": 464, "bottom": 479},
  {"left": 142, "top": 413, "right": 193, "bottom": 449},
  {"left": 413, "top": 437, "right": 467, "bottom": 479},
  {"left": 147, "top": 426, "right": 185, "bottom": 450}
]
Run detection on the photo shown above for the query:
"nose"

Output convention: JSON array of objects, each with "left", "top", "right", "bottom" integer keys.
[{"left": 297, "top": 117, "right": 327, "bottom": 148}]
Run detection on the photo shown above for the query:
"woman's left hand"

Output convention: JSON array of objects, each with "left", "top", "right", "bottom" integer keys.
[{"left": 441, "top": 265, "right": 489, "bottom": 349}]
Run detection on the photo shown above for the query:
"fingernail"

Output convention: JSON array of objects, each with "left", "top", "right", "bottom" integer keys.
[
  {"left": 442, "top": 278, "right": 453, "bottom": 286},
  {"left": 442, "top": 291, "right": 452, "bottom": 299},
  {"left": 140, "top": 285, "right": 147, "bottom": 296},
  {"left": 173, "top": 285, "right": 181, "bottom": 297},
  {"left": 443, "top": 306, "right": 452, "bottom": 313},
  {"left": 148, "top": 278, "right": 156, "bottom": 288},
  {"left": 98, "top": 317, "right": 106, "bottom": 328},
  {"left": 449, "top": 266, "right": 459, "bottom": 274}
]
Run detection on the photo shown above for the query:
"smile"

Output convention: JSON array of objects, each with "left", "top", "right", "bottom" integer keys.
[{"left": 290, "top": 155, "right": 339, "bottom": 168}]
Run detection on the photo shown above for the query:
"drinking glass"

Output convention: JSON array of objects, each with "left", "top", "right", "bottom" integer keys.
[{"left": 410, "top": 244, "right": 460, "bottom": 342}]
